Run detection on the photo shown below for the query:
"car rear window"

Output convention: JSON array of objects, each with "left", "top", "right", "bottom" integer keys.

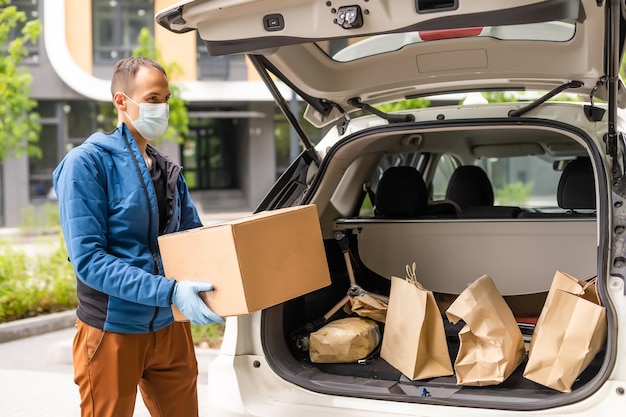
[{"left": 319, "top": 21, "right": 576, "bottom": 62}]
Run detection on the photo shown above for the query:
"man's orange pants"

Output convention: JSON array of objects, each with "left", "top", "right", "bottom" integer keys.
[{"left": 73, "top": 318, "right": 199, "bottom": 417}]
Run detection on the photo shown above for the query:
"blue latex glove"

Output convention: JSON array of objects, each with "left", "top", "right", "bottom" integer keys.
[{"left": 172, "top": 281, "right": 224, "bottom": 325}]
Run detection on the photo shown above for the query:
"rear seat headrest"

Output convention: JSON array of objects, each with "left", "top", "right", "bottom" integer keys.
[
  {"left": 557, "top": 158, "right": 596, "bottom": 210},
  {"left": 445, "top": 165, "right": 494, "bottom": 209},
  {"left": 374, "top": 166, "right": 428, "bottom": 218}
]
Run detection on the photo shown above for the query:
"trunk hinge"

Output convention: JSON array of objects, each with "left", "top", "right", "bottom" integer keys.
[{"left": 248, "top": 54, "right": 321, "bottom": 167}]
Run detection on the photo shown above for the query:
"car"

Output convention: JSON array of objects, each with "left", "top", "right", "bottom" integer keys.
[{"left": 157, "top": 0, "right": 626, "bottom": 415}]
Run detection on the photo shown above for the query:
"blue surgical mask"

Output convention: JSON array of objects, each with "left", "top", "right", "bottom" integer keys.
[{"left": 123, "top": 94, "right": 169, "bottom": 140}]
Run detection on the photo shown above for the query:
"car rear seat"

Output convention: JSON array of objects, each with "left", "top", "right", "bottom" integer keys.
[
  {"left": 374, "top": 166, "right": 459, "bottom": 219},
  {"left": 445, "top": 165, "right": 521, "bottom": 218},
  {"left": 517, "top": 157, "right": 596, "bottom": 218}
]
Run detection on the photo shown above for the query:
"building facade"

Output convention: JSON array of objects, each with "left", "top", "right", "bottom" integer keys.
[{"left": 4, "top": 0, "right": 292, "bottom": 226}]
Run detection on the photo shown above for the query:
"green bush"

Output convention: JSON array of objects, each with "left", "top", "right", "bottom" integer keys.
[
  {"left": 495, "top": 181, "right": 534, "bottom": 206},
  {"left": 191, "top": 322, "right": 225, "bottom": 349},
  {"left": 0, "top": 235, "right": 77, "bottom": 322}
]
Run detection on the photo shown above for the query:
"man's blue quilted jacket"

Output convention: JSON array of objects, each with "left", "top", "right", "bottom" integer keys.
[{"left": 53, "top": 123, "right": 202, "bottom": 333}]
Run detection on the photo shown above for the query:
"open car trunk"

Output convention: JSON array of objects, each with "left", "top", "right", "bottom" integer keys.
[
  {"left": 259, "top": 111, "right": 613, "bottom": 410},
  {"left": 155, "top": 0, "right": 625, "bottom": 413}
]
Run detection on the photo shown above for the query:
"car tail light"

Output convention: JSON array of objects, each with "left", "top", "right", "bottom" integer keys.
[{"left": 419, "top": 27, "right": 483, "bottom": 41}]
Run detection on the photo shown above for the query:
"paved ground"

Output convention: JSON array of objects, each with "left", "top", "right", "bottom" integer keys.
[
  {"left": 0, "top": 210, "right": 251, "bottom": 416},
  {"left": 0, "top": 325, "right": 217, "bottom": 416}
]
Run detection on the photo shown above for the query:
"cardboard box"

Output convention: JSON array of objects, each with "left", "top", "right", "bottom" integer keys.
[{"left": 158, "top": 205, "right": 331, "bottom": 319}]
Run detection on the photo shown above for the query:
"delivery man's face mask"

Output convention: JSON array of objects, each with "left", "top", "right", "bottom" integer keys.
[{"left": 123, "top": 94, "right": 169, "bottom": 140}]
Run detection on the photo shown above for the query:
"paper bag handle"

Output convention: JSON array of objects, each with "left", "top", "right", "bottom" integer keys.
[
  {"left": 581, "top": 278, "right": 596, "bottom": 291},
  {"left": 405, "top": 263, "right": 424, "bottom": 290}
]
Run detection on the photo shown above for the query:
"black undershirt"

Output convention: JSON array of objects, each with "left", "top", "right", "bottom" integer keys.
[{"left": 150, "top": 162, "right": 167, "bottom": 235}]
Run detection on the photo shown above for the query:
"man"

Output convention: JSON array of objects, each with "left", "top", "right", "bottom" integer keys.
[{"left": 53, "top": 56, "right": 222, "bottom": 417}]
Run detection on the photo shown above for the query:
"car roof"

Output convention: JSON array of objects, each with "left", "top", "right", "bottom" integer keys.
[{"left": 158, "top": 0, "right": 626, "bottom": 127}]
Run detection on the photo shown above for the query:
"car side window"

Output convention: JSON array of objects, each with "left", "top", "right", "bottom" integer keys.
[
  {"left": 431, "top": 154, "right": 460, "bottom": 200},
  {"left": 476, "top": 156, "right": 561, "bottom": 208}
]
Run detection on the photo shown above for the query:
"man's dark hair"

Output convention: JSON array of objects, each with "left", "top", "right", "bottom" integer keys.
[{"left": 110, "top": 56, "right": 167, "bottom": 97}]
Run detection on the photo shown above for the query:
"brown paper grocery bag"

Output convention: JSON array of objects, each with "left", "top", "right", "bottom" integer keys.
[
  {"left": 346, "top": 292, "right": 388, "bottom": 323},
  {"left": 523, "top": 271, "right": 607, "bottom": 392},
  {"left": 309, "top": 317, "right": 380, "bottom": 363},
  {"left": 380, "top": 263, "right": 453, "bottom": 380},
  {"left": 446, "top": 275, "right": 525, "bottom": 386}
]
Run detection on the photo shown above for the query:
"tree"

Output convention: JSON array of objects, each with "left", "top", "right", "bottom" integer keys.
[
  {"left": 0, "top": 0, "right": 42, "bottom": 162},
  {"left": 132, "top": 27, "right": 189, "bottom": 144}
]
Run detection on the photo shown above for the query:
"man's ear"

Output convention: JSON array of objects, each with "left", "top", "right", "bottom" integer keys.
[{"left": 112, "top": 92, "right": 126, "bottom": 111}]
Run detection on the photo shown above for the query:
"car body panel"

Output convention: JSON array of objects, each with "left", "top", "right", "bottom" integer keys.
[
  {"left": 158, "top": 0, "right": 626, "bottom": 127},
  {"left": 197, "top": 102, "right": 626, "bottom": 415}
]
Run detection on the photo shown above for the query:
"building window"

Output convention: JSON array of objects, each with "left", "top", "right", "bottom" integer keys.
[
  {"left": 29, "top": 101, "right": 59, "bottom": 200},
  {"left": 92, "top": 0, "right": 154, "bottom": 63},
  {"left": 66, "top": 101, "right": 98, "bottom": 146},
  {"left": 28, "top": 100, "right": 58, "bottom": 201},
  {"left": 182, "top": 118, "right": 238, "bottom": 190},
  {"left": 196, "top": 33, "right": 247, "bottom": 80},
  {"left": 5, "top": 0, "right": 40, "bottom": 64},
  {"left": 29, "top": 124, "right": 58, "bottom": 200},
  {"left": 30, "top": 101, "right": 99, "bottom": 201},
  {"left": 273, "top": 104, "right": 323, "bottom": 178}
]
